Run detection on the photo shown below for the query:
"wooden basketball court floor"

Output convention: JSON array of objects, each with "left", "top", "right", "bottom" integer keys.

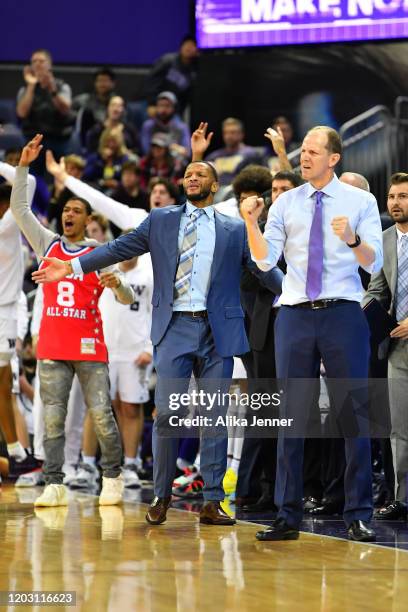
[{"left": 1, "top": 484, "right": 407, "bottom": 612}]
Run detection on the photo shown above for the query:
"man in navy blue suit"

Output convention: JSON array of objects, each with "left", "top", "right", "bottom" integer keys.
[
  {"left": 31, "top": 126, "right": 283, "bottom": 526},
  {"left": 241, "top": 126, "right": 383, "bottom": 542}
]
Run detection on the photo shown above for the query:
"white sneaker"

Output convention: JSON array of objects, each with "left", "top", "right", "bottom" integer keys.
[
  {"left": 99, "top": 474, "right": 124, "bottom": 506},
  {"left": 62, "top": 464, "right": 77, "bottom": 486},
  {"left": 16, "top": 469, "right": 45, "bottom": 488},
  {"left": 69, "top": 463, "right": 99, "bottom": 489},
  {"left": 34, "top": 484, "right": 68, "bottom": 507},
  {"left": 122, "top": 464, "right": 141, "bottom": 489}
]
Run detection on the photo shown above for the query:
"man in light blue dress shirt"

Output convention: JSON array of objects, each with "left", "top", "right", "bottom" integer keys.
[
  {"left": 242, "top": 126, "right": 383, "bottom": 542},
  {"left": 32, "top": 127, "right": 284, "bottom": 527}
]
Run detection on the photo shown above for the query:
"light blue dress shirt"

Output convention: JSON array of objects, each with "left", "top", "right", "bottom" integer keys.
[
  {"left": 173, "top": 201, "right": 216, "bottom": 312},
  {"left": 255, "top": 174, "right": 383, "bottom": 305}
]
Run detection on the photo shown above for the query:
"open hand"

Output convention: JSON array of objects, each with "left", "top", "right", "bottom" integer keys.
[
  {"left": 191, "top": 122, "right": 213, "bottom": 160},
  {"left": 19, "top": 134, "right": 43, "bottom": 167},
  {"left": 264, "top": 126, "right": 286, "bottom": 157},
  {"left": 23, "top": 65, "right": 38, "bottom": 86},
  {"left": 240, "top": 195, "right": 265, "bottom": 225},
  {"left": 32, "top": 257, "right": 71, "bottom": 284},
  {"left": 46, "top": 150, "right": 68, "bottom": 182},
  {"left": 390, "top": 317, "right": 408, "bottom": 340}
]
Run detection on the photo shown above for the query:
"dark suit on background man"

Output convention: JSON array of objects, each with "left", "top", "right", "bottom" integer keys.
[
  {"left": 236, "top": 264, "right": 282, "bottom": 507},
  {"left": 363, "top": 224, "right": 408, "bottom": 517}
]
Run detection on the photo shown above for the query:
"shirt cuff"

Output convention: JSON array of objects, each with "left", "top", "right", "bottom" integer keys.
[
  {"left": 251, "top": 254, "right": 273, "bottom": 271},
  {"left": 71, "top": 257, "right": 84, "bottom": 276}
]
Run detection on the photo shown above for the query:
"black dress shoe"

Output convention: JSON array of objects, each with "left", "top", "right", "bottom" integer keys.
[
  {"left": 375, "top": 501, "right": 408, "bottom": 521},
  {"left": 347, "top": 520, "right": 376, "bottom": 542},
  {"left": 256, "top": 517, "right": 299, "bottom": 541},
  {"left": 303, "top": 496, "right": 320, "bottom": 513},
  {"left": 308, "top": 500, "right": 343, "bottom": 516},
  {"left": 241, "top": 496, "right": 277, "bottom": 513}
]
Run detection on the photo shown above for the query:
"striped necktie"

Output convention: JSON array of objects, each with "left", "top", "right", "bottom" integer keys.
[
  {"left": 174, "top": 209, "right": 204, "bottom": 298},
  {"left": 396, "top": 234, "right": 408, "bottom": 321}
]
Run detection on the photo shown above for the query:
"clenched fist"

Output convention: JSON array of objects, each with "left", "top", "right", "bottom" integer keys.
[
  {"left": 240, "top": 196, "right": 265, "bottom": 224},
  {"left": 331, "top": 216, "right": 356, "bottom": 244}
]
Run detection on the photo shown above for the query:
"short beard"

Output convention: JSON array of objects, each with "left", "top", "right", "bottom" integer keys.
[
  {"left": 188, "top": 187, "right": 211, "bottom": 202},
  {"left": 390, "top": 211, "right": 408, "bottom": 224}
]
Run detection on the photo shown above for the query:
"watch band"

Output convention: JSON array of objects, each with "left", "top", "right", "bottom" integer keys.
[{"left": 347, "top": 234, "right": 361, "bottom": 249}]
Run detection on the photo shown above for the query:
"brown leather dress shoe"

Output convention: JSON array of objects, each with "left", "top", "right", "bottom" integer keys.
[
  {"left": 145, "top": 496, "right": 172, "bottom": 525},
  {"left": 199, "top": 501, "right": 236, "bottom": 525}
]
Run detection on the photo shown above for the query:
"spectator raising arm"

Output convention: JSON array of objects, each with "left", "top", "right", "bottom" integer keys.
[
  {"left": 45, "top": 151, "right": 148, "bottom": 230},
  {"left": 191, "top": 122, "right": 214, "bottom": 162},
  {"left": 0, "top": 161, "right": 37, "bottom": 206},
  {"left": 264, "top": 127, "right": 292, "bottom": 172}
]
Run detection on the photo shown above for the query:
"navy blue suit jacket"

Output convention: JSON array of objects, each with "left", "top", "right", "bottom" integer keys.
[{"left": 78, "top": 205, "right": 283, "bottom": 357}]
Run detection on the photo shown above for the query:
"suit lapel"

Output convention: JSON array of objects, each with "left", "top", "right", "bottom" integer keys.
[
  {"left": 210, "top": 212, "right": 231, "bottom": 283},
  {"left": 164, "top": 205, "right": 185, "bottom": 271}
]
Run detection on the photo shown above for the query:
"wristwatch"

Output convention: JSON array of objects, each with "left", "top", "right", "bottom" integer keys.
[{"left": 346, "top": 234, "right": 361, "bottom": 248}]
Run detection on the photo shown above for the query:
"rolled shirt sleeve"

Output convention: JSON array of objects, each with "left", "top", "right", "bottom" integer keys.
[
  {"left": 356, "top": 193, "right": 383, "bottom": 274},
  {"left": 253, "top": 196, "right": 286, "bottom": 271}
]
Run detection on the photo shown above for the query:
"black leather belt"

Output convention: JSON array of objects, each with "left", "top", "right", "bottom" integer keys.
[
  {"left": 175, "top": 310, "right": 208, "bottom": 318},
  {"left": 289, "top": 299, "right": 353, "bottom": 310}
]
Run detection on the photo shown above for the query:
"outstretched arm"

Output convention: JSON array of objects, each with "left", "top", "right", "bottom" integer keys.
[
  {"left": 46, "top": 151, "right": 148, "bottom": 230},
  {"left": 32, "top": 214, "right": 152, "bottom": 284},
  {"left": 0, "top": 161, "right": 36, "bottom": 206},
  {"left": 10, "top": 135, "right": 59, "bottom": 256}
]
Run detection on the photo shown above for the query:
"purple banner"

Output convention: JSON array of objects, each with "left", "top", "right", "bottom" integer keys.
[{"left": 196, "top": 0, "right": 408, "bottom": 48}]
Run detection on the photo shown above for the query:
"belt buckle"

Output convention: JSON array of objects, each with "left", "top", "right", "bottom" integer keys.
[
  {"left": 192, "top": 311, "right": 201, "bottom": 318},
  {"left": 311, "top": 300, "right": 325, "bottom": 310}
]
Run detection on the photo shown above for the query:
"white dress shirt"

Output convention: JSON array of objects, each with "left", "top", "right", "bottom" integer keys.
[
  {"left": 255, "top": 174, "right": 383, "bottom": 305},
  {"left": 396, "top": 227, "right": 408, "bottom": 256}
]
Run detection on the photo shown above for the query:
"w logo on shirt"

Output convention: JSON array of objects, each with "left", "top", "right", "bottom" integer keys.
[
  {"left": 131, "top": 284, "right": 146, "bottom": 296},
  {"left": 129, "top": 285, "right": 146, "bottom": 312},
  {"left": 8, "top": 339, "right": 16, "bottom": 349}
]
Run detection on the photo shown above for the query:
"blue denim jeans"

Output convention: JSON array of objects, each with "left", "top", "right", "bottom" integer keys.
[{"left": 39, "top": 359, "right": 122, "bottom": 485}]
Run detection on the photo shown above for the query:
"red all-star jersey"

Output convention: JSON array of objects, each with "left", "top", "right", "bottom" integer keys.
[{"left": 36, "top": 239, "right": 108, "bottom": 362}]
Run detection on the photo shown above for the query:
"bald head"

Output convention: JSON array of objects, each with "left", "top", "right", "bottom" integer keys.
[{"left": 340, "top": 172, "right": 370, "bottom": 192}]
